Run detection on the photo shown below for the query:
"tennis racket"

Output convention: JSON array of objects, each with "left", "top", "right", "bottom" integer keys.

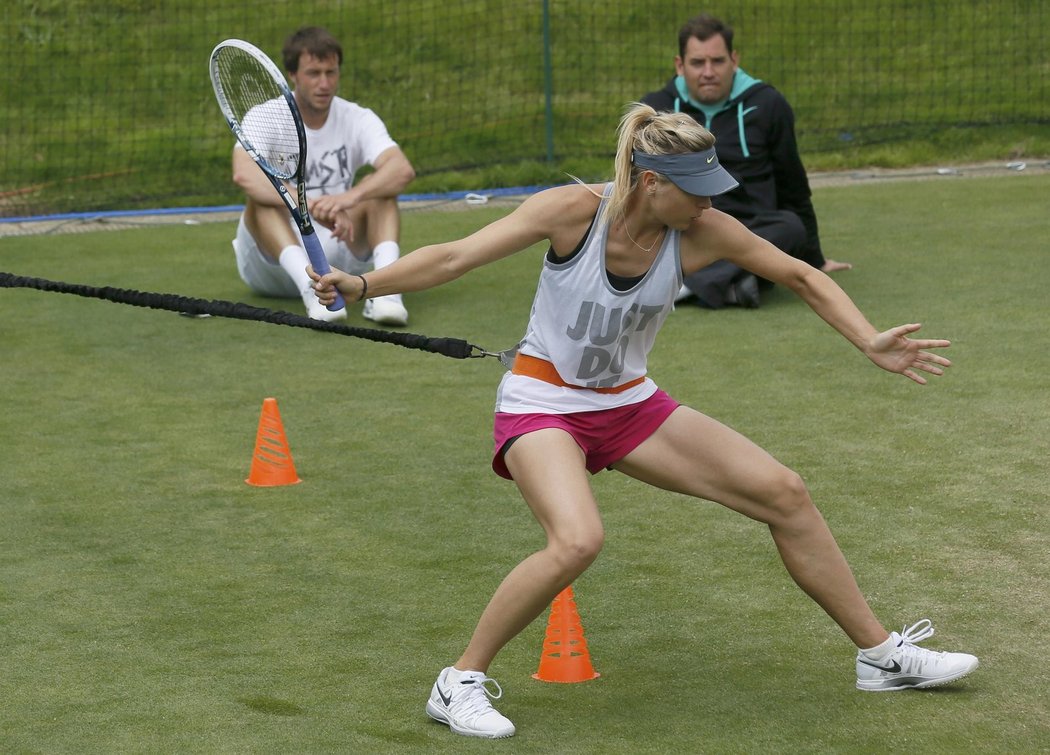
[{"left": 209, "top": 38, "right": 345, "bottom": 311}]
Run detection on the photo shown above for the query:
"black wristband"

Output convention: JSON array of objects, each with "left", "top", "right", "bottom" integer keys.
[{"left": 356, "top": 274, "right": 369, "bottom": 302}]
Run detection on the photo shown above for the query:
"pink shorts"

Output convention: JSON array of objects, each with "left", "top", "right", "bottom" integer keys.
[{"left": 492, "top": 389, "right": 680, "bottom": 480}]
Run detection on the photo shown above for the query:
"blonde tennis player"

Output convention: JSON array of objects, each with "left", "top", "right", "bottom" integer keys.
[{"left": 311, "top": 103, "right": 978, "bottom": 739}]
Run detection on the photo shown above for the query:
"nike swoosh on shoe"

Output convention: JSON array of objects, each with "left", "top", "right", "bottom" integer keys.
[
  {"left": 437, "top": 684, "right": 452, "bottom": 706},
  {"left": 858, "top": 657, "right": 903, "bottom": 673}
]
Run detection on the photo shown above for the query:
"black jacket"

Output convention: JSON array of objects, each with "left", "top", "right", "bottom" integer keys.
[{"left": 641, "top": 72, "right": 823, "bottom": 263}]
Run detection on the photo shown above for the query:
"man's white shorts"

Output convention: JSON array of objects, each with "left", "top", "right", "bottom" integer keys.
[{"left": 232, "top": 214, "right": 371, "bottom": 297}]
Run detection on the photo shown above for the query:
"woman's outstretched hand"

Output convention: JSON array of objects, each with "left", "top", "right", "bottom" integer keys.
[{"left": 865, "top": 323, "right": 951, "bottom": 385}]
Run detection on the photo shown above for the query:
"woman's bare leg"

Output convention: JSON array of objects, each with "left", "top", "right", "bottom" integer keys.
[
  {"left": 613, "top": 406, "right": 888, "bottom": 648},
  {"left": 455, "top": 428, "right": 604, "bottom": 672}
]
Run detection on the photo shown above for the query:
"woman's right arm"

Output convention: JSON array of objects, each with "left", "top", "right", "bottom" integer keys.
[{"left": 311, "top": 184, "right": 599, "bottom": 304}]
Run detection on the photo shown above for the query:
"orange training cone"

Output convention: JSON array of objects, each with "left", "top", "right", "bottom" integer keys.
[
  {"left": 532, "top": 585, "right": 600, "bottom": 683},
  {"left": 245, "top": 397, "right": 302, "bottom": 487}
]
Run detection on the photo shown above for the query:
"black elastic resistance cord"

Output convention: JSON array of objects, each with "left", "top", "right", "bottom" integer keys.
[{"left": 0, "top": 271, "right": 496, "bottom": 361}]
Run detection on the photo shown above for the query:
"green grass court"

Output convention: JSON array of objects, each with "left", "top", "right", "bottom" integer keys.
[{"left": 1, "top": 173, "right": 1048, "bottom": 752}]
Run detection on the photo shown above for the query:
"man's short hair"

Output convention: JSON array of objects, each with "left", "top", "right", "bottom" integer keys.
[
  {"left": 678, "top": 13, "right": 734, "bottom": 58},
  {"left": 283, "top": 26, "right": 343, "bottom": 72}
]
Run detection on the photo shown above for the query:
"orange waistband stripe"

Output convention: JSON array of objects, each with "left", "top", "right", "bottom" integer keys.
[{"left": 511, "top": 353, "right": 646, "bottom": 394}]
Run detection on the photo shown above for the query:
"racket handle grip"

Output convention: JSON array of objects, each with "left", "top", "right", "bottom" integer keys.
[{"left": 301, "top": 229, "right": 346, "bottom": 311}]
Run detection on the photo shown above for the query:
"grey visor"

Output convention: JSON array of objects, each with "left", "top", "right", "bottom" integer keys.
[{"left": 632, "top": 148, "right": 739, "bottom": 197}]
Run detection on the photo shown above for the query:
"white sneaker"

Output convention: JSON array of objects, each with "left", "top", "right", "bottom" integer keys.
[
  {"left": 363, "top": 294, "right": 408, "bottom": 326},
  {"left": 425, "top": 667, "right": 515, "bottom": 739},
  {"left": 856, "top": 620, "right": 979, "bottom": 691},
  {"left": 301, "top": 284, "right": 347, "bottom": 323}
]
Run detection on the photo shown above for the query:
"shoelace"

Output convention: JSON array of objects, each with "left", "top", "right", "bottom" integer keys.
[
  {"left": 899, "top": 619, "right": 935, "bottom": 646},
  {"left": 454, "top": 675, "right": 504, "bottom": 721},
  {"left": 895, "top": 619, "right": 950, "bottom": 673}
]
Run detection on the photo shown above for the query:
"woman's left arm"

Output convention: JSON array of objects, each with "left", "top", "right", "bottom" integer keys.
[
  {"left": 685, "top": 212, "right": 952, "bottom": 384},
  {"left": 787, "top": 264, "right": 951, "bottom": 384}
]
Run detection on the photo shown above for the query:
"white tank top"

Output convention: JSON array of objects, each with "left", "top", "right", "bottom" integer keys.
[{"left": 495, "top": 184, "right": 683, "bottom": 415}]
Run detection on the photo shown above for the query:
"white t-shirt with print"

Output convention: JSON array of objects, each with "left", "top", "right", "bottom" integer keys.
[{"left": 301, "top": 97, "right": 398, "bottom": 198}]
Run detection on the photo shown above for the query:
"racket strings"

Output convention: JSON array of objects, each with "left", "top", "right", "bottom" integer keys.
[{"left": 213, "top": 47, "right": 301, "bottom": 179}]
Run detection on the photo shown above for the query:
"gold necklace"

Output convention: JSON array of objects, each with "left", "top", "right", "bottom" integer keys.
[{"left": 622, "top": 216, "right": 665, "bottom": 253}]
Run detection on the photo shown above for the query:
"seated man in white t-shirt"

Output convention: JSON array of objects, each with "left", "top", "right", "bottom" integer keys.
[{"left": 230, "top": 26, "right": 416, "bottom": 325}]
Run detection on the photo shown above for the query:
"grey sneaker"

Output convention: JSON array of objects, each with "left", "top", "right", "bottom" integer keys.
[
  {"left": 425, "top": 667, "right": 515, "bottom": 739},
  {"left": 856, "top": 620, "right": 978, "bottom": 691}
]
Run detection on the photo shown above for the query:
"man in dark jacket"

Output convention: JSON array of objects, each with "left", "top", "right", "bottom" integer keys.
[{"left": 642, "top": 13, "right": 851, "bottom": 309}]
